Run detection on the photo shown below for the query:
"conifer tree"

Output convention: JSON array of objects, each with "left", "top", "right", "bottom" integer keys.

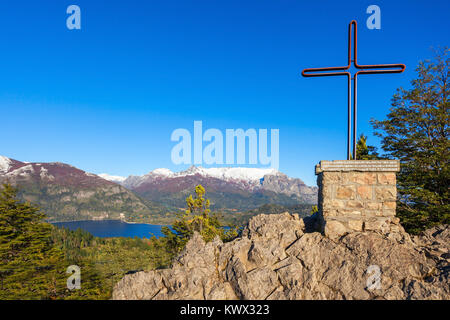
[
  {"left": 355, "top": 134, "right": 380, "bottom": 160},
  {"left": 0, "top": 184, "right": 66, "bottom": 299},
  {"left": 162, "top": 185, "right": 238, "bottom": 254}
]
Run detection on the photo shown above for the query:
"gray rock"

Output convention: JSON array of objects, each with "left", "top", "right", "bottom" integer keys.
[{"left": 112, "top": 213, "right": 449, "bottom": 300}]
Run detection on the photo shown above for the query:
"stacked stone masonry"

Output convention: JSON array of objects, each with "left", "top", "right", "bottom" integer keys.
[{"left": 315, "top": 160, "right": 402, "bottom": 239}]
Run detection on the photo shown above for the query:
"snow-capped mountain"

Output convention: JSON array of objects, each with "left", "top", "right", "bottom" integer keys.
[
  {"left": 0, "top": 155, "right": 108, "bottom": 187},
  {"left": 0, "top": 155, "right": 317, "bottom": 223},
  {"left": 102, "top": 165, "right": 318, "bottom": 207},
  {"left": 119, "top": 166, "right": 279, "bottom": 190},
  {"left": 0, "top": 155, "right": 165, "bottom": 222}
]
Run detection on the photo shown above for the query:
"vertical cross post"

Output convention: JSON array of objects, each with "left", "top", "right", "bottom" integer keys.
[{"left": 302, "top": 20, "right": 405, "bottom": 160}]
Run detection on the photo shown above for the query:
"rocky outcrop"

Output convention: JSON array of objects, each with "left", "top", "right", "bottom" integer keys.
[{"left": 112, "top": 213, "right": 449, "bottom": 300}]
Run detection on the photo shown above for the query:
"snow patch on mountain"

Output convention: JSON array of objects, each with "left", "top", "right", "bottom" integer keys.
[
  {"left": 0, "top": 156, "right": 12, "bottom": 173},
  {"left": 121, "top": 166, "right": 281, "bottom": 190},
  {"left": 98, "top": 173, "right": 127, "bottom": 183},
  {"left": 85, "top": 172, "right": 98, "bottom": 178},
  {"left": 5, "top": 164, "right": 34, "bottom": 178},
  {"left": 151, "top": 168, "right": 175, "bottom": 177},
  {"left": 40, "top": 167, "right": 55, "bottom": 181},
  {"left": 193, "top": 166, "right": 278, "bottom": 181},
  {"left": 149, "top": 166, "right": 278, "bottom": 181}
]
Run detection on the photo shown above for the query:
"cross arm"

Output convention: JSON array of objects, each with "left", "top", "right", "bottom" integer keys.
[
  {"left": 302, "top": 66, "right": 350, "bottom": 78},
  {"left": 355, "top": 63, "right": 406, "bottom": 76}
]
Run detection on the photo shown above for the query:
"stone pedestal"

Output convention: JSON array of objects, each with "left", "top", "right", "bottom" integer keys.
[{"left": 315, "top": 160, "right": 401, "bottom": 239}]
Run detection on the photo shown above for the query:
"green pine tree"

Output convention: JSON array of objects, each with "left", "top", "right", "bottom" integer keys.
[
  {"left": 162, "top": 185, "right": 238, "bottom": 255},
  {"left": 355, "top": 134, "right": 380, "bottom": 160},
  {"left": 349, "top": 134, "right": 380, "bottom": 160},
  {"left": 0, "top": 184, "right": 67, "bottom": 299}
]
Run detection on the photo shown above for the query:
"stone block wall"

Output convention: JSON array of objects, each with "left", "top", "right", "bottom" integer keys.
[{"left": 315, "top": 160, "right": 402, "bottom": 239}]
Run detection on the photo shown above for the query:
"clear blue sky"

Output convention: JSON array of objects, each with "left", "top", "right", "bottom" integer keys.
[{"left": 1, "top": 0, "right": 449, "bottom": 185}]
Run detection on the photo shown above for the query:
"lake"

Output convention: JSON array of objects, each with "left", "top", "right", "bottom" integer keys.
[{"left": 52, "top": 220, "right": 168, "bottom": 238}]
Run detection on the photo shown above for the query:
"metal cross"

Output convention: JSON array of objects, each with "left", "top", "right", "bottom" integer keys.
[{"left": 302, "top": 20, "right": 405, "bottom": 160}]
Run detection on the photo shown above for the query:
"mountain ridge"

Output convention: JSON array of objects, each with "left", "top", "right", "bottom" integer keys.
[
  {"left": 0, "top": 155, "right": 318, "bottom": 223},
  {"left": 111, "top": 165, "right": 318, "bottom": 209},
  {"left": 102, "top": 165, "right": 318, "bottom": 204},
  {"left": 0, "top": 155, "right": 169, "bottom": 223}
]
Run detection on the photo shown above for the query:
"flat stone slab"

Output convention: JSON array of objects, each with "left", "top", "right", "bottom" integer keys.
[{"left": 316, "top": 160, "right": 400, "bottom": 174}]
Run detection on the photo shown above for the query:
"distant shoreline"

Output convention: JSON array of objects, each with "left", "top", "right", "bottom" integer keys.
[
  {"left": 49, "top": 219, "right": 167, "bottom": 226},
  {"left": 49, "top": 219, "right": 171, "bottom": 238}
]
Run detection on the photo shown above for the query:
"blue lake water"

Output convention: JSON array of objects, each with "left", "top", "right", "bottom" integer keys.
[{"left": 52, "top": 220, "right": 168, "bottom": 238}]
